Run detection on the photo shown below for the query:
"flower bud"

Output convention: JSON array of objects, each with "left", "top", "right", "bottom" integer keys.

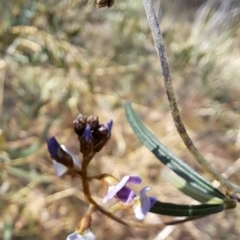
[{"left": 76, "top": 214, "right": 92, "bottom": 233}]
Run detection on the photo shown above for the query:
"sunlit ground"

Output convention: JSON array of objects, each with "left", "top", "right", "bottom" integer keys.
[{"left": 1, "top": 0, "right": 240, "bottom": 239}]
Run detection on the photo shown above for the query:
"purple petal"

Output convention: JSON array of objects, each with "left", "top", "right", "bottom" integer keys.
[
  {"left": 102, "top": 187, "right": 114, "bottom": 203},
  {"left": 47, "top": 137, "right": 60, "bottom": 158},
  {"left": 139, "top": 187, "right": 151, "bottom": 216},
  {"left": 102, "top": 175, "right": 142, "bottom": 203},
  {"left": 106, "top": 119, "right": 113, "bottom": 136},
  {"left": 82, "top": 125, "right": 92, "bottom": 142},
  {"left": 102, "top": 176, "right": 130, "bottom": 203},
  {"left": 103, "top": 175, "right": 130, "bottom": 202},
  {"left": 116, "top": 186, "right": 135, "bottom": 203},
  {"left": 149, "top": 196, "right": 157, "bottom": 208},
  {"left": 134, "top": 187, "right": 155, "bottom": 220},
  {"left": 128, "top": 176, "right": 142, "bottom": 185}
]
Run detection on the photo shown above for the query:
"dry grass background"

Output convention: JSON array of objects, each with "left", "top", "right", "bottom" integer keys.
[{"left": 1, "top": 0, "right": 240, "bottom": 239}]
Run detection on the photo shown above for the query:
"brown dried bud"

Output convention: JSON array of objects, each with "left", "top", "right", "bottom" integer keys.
[
  {"left": 95, "top": 0, "right": 114, "bottom": 8},
  {"left": 73, "top": 114, "right": 88, "bottom": 137},
  {"left": 86, "top": 116, "right": 99, "bottom": 131},
  {"left": 92, "top": 120, "right": 113, "bottom": 152},
  {"left": 73, "top": 113, "right": 113, "bottom": 156}
]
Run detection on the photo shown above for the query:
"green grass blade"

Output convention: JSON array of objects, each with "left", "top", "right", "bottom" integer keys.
[{"left": 124, "top": 101, "right": 225, "bottom": 201}]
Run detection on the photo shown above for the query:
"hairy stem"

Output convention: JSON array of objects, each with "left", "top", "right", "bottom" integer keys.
[{"left": 141, "top": 0, "right": 240, "bottom": 194}]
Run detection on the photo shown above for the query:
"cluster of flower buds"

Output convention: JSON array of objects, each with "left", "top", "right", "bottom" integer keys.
[
  {"left": 73, "top": 114, "right": 113, "bottom": 157},
  {"left": 47, "top": 113, "right": 113, "bottom": 176},
  {"left": 46, "top": 113, "right": 157, "bottom": 239}
]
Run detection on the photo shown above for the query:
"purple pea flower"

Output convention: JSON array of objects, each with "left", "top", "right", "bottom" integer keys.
[
  {"left": 47, "top": 136, "right": 61, "bottom": 159},
  {"left": 47, "top": 137, "right": 81, "bottom": 177},
  {"left": 103, "top": 175, "right": 142, "bottom": 203},
  {"left": 133, "top": 186, "right": 157, "bottom": 220},
  {"left": 66, "top": 230, "right": 96, "bottom": 240}
]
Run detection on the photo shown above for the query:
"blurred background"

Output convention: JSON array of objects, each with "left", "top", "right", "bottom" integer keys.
[{"left": 1, "top": 0, "right": 240, "bottom": 239}]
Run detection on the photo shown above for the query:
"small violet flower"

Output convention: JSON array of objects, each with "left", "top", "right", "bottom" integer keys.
[
  {"left": 66, "top": 230, "right": 96, "bottom": 240},
  {"left": 47, "top": 136, "right": 81, "bottom": 177},
  {"left": 103, "top": 175, "right": 142, "bottom": 203},
  {"left": 133, "top": 186, "right": 157, "bottom": 220}
]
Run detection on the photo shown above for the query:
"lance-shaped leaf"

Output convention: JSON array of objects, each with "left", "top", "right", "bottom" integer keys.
[
  {"left": 150, "top": 200, "right": 225, "bottom": 217},
  {"left": 124, "top": 101, "right": 225, "bottom": 202},
  {"left": 162, "top": 168, "right": 223, "bottom": 204}
]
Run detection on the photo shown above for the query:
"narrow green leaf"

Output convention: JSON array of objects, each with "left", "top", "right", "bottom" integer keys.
[
  {"left": 124, "top": 101, "right": 225, "bottom": 201},
  {"left": 150, "top": 201, "right": 224, "bottom": 217},
  {"left": 162, "top": 168, "right": 223, "bottom": 204}
]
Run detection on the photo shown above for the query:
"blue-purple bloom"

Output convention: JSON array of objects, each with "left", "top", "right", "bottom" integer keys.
[
  {"left": 66, "top": 230, "right": 96, "bottom": 240},
  {"left": 133, "top": 186, "right": 157, "bottom": 220},
  {"left": 47, "top": 137, "right": 60, "bottom": 159},
  {"left": 47, "top": 136, "right": 81, "bottom": 177},
  {"left": 102, "top": 175, "right": 142, "bottom": 203}
]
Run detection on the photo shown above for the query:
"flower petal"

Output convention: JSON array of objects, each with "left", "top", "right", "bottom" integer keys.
[
  {"left": 127, "top": 176, "right": 142, "bottom": 185},
  {"left": 82, "top": 125, "right": 92, "bottom": 142},
  {"left": 116, "top": 186, "right": 135, "bottom": 203},
  {"left": 66, "top": 230, "right": 96, "bottom": 240},
  {"left": 84, "top": 229, "right": 96, "bottom": 240},
  {"left": 47, "top": 137, "right": 60, "bottom": 159},
  {"left": 102, "top": 175, "right": 130, "bottom": 203},
  {"left": 61, "top": 145, "right": 81, "bottom": 169},
  {"left": 134, "top": 202, "right": 146, "bottom": 220},
  {"left": 47, "top": 137, "right": 76, "bottom": 168},
  {"left": 104, "top": 119, "right": 113, "bottom": 137},
  {"left": 149, "top": 196, "right": 157, "bottom": 208},
  {"left": 134, "top": 187, "right": 156, "bottom": 220},
  {"left": 53, "top": 160, "right": 68, "bottom": 177}
]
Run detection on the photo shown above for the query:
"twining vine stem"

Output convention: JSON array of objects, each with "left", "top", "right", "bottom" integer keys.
[{"left": 141, "top": 0, "right": 240, "bottom": 194}]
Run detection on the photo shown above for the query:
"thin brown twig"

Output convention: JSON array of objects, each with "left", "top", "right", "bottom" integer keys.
[
  {"left": 141, "top": 0, "right": 240, "bottom": 194},
  {"left": 81, "top": 152, "right": 129, "bottom": 226}
]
